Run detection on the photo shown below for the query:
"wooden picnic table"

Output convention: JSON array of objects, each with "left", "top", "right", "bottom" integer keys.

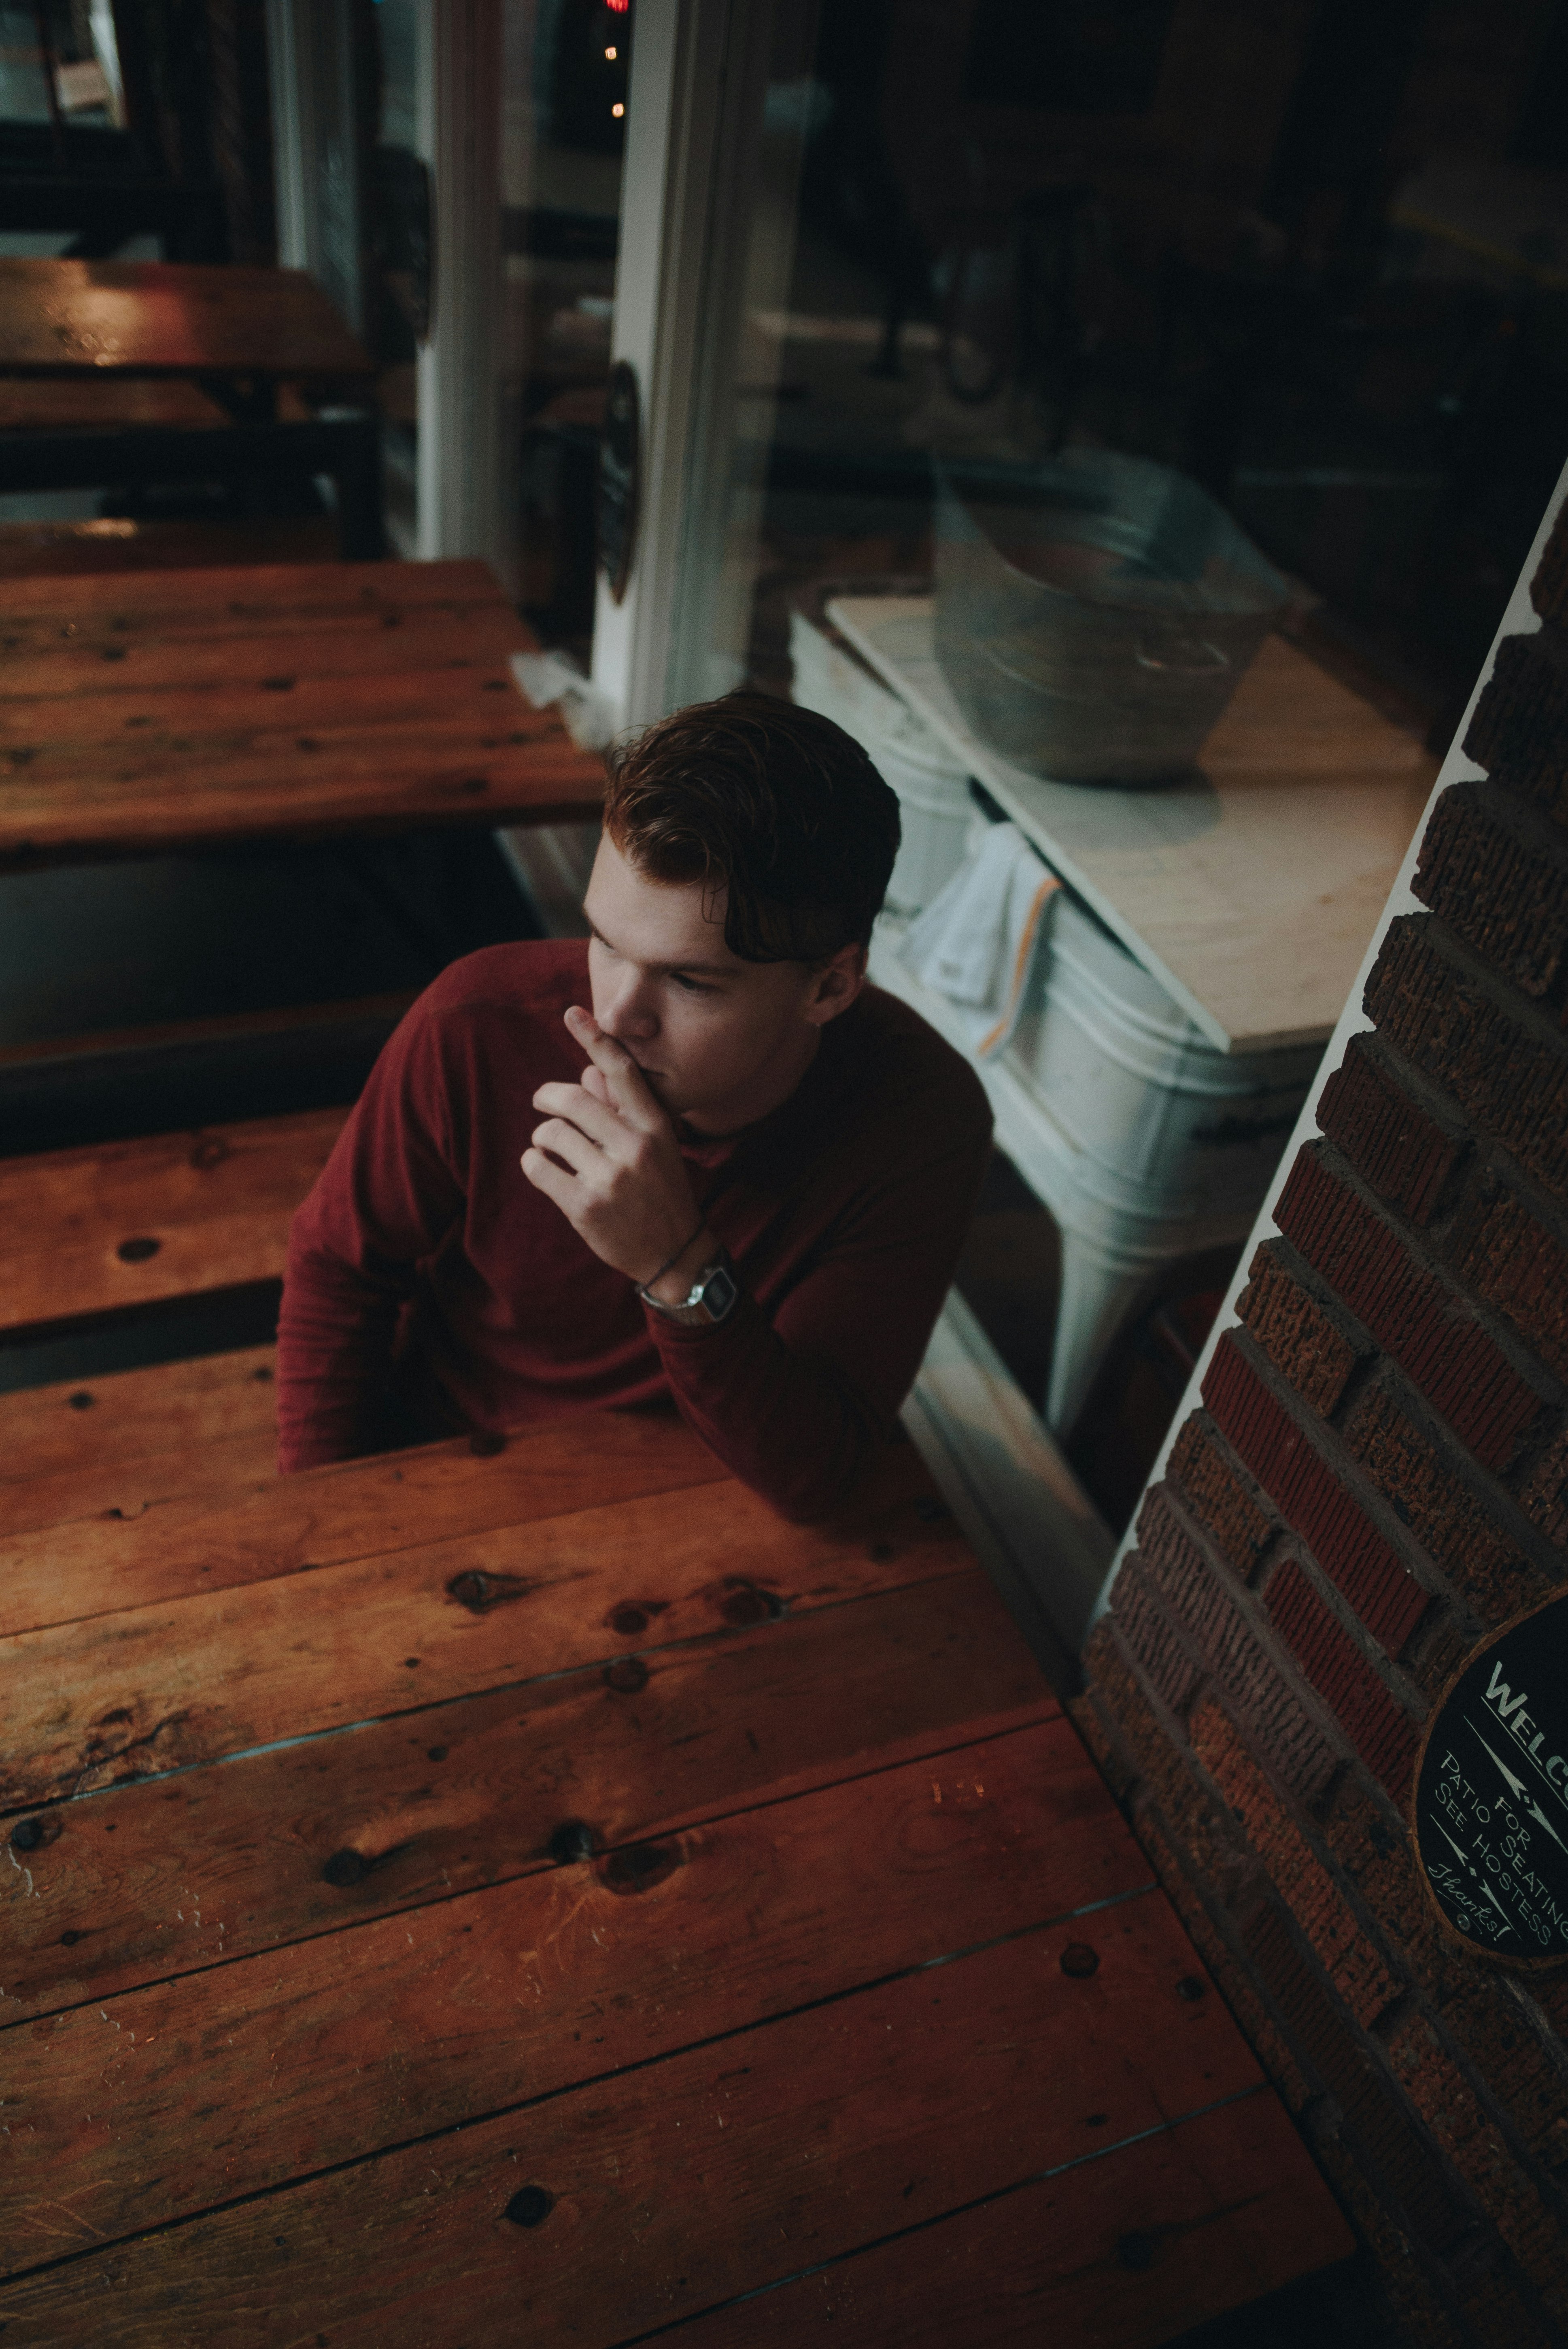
[
  {"left": 0, "top": 558, "right": 606, "bottom": 868},
  {"left": 0, "top": 257, "right": 382, "bottom": 555},
  {"left": 0, "top": 1353, "right": 1353, "bottom": 2344}
]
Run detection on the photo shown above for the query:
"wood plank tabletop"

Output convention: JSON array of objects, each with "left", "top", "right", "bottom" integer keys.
[
  {"left": 0, "top": 1105, "right": 348, "bottom": 1335},
  {"left": 831, "top": 596, "right": 1437, "bottom": 1056},
  {"left": 0, "top": 559, "right": 608, "bottom": 864},
  {"left": 0, "top": 1383, "right": 1354, "bottom": 2343},
  {"left": 0, "top": 258, "right": 374, "bottom": 381}
]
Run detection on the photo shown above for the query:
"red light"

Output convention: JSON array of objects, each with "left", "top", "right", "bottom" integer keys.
[{"left": 607, "top": 0, "right": 629, "bottom": 12}]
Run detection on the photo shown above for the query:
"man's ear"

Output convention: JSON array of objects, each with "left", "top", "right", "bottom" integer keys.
[{"left": 803, "top": 942, "right": 868, "bottom": 1029}]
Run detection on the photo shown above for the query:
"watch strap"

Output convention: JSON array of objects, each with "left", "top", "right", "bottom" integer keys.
[{"left": 638, "top": 1247, "right": 739, "bottom": 1327}]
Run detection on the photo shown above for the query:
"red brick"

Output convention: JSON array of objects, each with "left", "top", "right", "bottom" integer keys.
[
  {"left": 1460, "top": 2272, "right": 1560, "bottom": 2349},
  {"left": 1526, "top": 1968, "right": 1568, "bottom": 2059},
  {"left": 1440, "top": 1981, "right": 1568, "bottom": 2178},
  {"left": 1518, "top": 1422, "right": 1568, "bottom": 1546},
  {"left": 1237, "top": 1242, "right": 1362, "bottom": 1414},
  {"left": 1313, "top": 2134, "right": 1470, "bottom": 2349},
  {"left": 1411, "top": 782, "right": 1568, "bottom": 999},
  {"left": 1528, "top": 501, "right": 1568, "bottom": 629},
  {"left": 1108, "top": 1563, "right": 1201, "bottom": 1714},
  {"left": 1083, "top": 1625, "right": 1205, "bottom": 1835},
  {"left": 1343, "top": 1386, "right": 1552, "bottom": 1628},
  {"left": 1316, "top": 1033, "right": 1465, "bottom": 1225},
  {"left": 1241, "top": 1903, "right": 1471, "bottom": 2255},
  {"left": 1387, "top": 2012, "right": 1568, "bottom": 2317},
  {"left": 1443, "top": 1179, "right": 1568, "bottom": 1383},
  {"left": 1167, "top": 1414, "right": 1275, "bottom": 1578},
  {"left": 1069, "top": 1682, "right": 1140, "bottom": 1807},
  {"left": 1366, "top": 917, "right": 1568, "bottom": 1209},
  {"left": 1321, "top": 1781, "right": 1454, "bottom": 1996},
  {"left": 1529, "top": 508, "right": 1568, "bottom": 636},
  {"left": 1133, "top": 1490, "right": 1342, "bottom": 1800},
  {"left": 1203, "top": 1338, "right": 1431, "bottom": 1653},
  {"left": 1275, "top": 1149, "right": 1543, "bottom": 1471},
  {"left": 1464, "top": 630, "right": 1568, "bottom": 825},
  {"left": 1191, "top": 1698, "right": 1401, "bottom": 2028},
  {"left": 1130, "top": 1805, "right": 1311, "bottom": 2111},
  {"left": 1264, "top": 1558, "right": 1420, "bottom": 1799}
]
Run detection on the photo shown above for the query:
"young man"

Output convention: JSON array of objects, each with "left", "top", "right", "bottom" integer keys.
[{"left": 276, "top": 691, "right": 992, "bottom": 1521}]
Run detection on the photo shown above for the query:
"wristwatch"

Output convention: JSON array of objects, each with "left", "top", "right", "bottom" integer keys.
[{"left": 638, "top": 1247, "right": 740, "bottom": 1328}]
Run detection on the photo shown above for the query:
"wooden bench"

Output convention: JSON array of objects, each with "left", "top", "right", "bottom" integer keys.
[{"left": 0, "top": 1103, "right": 346, "bottom": 1338}]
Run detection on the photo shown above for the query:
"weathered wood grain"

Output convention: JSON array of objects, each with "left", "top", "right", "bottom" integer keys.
[
  {"left": 0, "top": 1106, "right": 344, "bottom": 1252},
  {"left": 0, "top": 1399, "right": 721, "bottom": 1552},
  {"left": 1, "top": 1720, "right": 1137, "bottom": 2270},
  {"left": 1, "top": 1470, "right": 973, "bottom": 1804},
  {"left": 0, "top": 1345, "right": 278, "bottom": 1484},
  {"left": 0, "top": 1400, "right": 729, "bottom": 1626},
  {"left": 0, "top": 557, "right": 489, "bottom": 625},
  {"left": 0, "top": 1428, "right": 281, "bottom": 1540},
  {"left": 0, "top": 662, "right": 547, "bottom": 752},
  {"left": 0, "top": 258, "right": 374, "bottom": 379},
  {"left": 0, "top": 561, "right": 606, "bottom": 860},
  {"left": 663, "top": 2097, "right": 1354, "bottom": 2348},
  {"left": 0, "top": 1900, "right": 1264, "bottom": 2343},
  {"left": 0, "top": 380, "right": 230, "bottom": 432},
  {"left": 0, "top": 742, "right": 604, "bottom": 860},
  {"left": 0, "top": 605, "right": 524, "bottom": 699},
  {"left": 0, "top": 1107, "right": 345, "bottom": 1332},
  {"left": 0, "top": 1567, "right": 1056, "bottom": 2019}
]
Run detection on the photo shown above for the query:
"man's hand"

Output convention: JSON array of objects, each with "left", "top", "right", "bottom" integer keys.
[{"left": 522, "top": 1006, "right": 712, "bottom": 1294}]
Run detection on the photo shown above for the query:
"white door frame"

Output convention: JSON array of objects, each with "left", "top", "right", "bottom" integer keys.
[
  {"left": 589, "top": 0, "right": 729, "bottom": 729},
  {"left": 590, "top": 0, "right": 805, "bottom": 729}
]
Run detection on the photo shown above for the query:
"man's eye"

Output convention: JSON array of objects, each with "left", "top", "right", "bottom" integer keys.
[{"left": 670, "top": 972, "right": 710, "bottom": 994}]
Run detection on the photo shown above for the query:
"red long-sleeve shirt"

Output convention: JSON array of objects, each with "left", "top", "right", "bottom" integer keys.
[{"left": 276, "top": 940, "right": 992, "bottom": 1519}]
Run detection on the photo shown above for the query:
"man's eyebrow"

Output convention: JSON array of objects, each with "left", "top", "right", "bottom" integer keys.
[{"left": 585, "top": 919, "right": 734, "bottom": 977}]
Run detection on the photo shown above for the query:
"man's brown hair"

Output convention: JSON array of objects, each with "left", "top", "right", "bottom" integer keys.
[{"left": 603, "top": 689, "right": 901, "bottom": 964}]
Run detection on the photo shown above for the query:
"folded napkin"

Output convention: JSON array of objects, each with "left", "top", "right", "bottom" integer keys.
[{"left": 897, "top": 820, "right": 1061, "bottom": 1059}]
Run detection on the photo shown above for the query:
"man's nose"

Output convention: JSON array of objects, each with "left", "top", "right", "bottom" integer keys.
[{"left": 596, "top": 964, "right": 660, "bottom": 1041}]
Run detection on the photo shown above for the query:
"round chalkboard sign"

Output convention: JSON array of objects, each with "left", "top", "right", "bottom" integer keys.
[{"left": 1413, "top": 1591, "right": 1568, "bottom": 1969}]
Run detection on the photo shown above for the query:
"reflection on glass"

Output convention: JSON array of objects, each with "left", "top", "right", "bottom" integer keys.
[
  {"left": 508, "top": 0, "right": 629, "bottom": 664},
  {"left": 676, "top": 0, "right": 1568, "bottom": 758}
]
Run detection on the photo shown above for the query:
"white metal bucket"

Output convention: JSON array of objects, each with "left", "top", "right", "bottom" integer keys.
[
  {"left": 789, "top": 610, "right": 973, "bottom": 915},
  {"left": 1007, "top": 894, "right": 1321, "bottom": 1218}
]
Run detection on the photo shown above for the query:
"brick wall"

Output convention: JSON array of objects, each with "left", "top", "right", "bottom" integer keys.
[{"left": 1074, "top": 482, "right": 1568, "bottom": 2346}]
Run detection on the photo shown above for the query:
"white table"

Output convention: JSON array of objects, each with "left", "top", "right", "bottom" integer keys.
[
  {"left": 831, "top": 598, "right": 1435, "bottom": 1428},
  {"left": 834, "top": 597, "right": 1435, "bottom": 1056}
]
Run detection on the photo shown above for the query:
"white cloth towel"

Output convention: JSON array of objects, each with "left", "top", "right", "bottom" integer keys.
[
  {"left": 897, "top": 820, "right": 1061, "bottom": 1059},
  {"left": 510, "top": 649, "right": 619, "bottom": 752}
]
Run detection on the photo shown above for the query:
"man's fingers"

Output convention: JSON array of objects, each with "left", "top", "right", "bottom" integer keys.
[
  {"left": 520, "top": 1146, "right": 574, "bottom": 1207},
  {"left": 529, "top": 1118, "right": 598, "bottom": 1176},
  {"left": 563, "top": 1005, "right": 663, "bottom": 1131},
  {"left": 531, "top": 1080, "right": 625, "bottom": 1154}
]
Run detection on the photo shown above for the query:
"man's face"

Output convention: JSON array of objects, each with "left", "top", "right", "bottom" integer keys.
[{"left": 582, "top": 831, "right": 860, "bottom": 1133}]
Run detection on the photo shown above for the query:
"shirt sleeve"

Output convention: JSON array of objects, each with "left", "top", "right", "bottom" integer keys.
[
  {"left": 647, "top": 1112, "right": 992, "bottom": 1523},
  {"left": 275, "top": 999, "right": 467, "bottom": 1473}
]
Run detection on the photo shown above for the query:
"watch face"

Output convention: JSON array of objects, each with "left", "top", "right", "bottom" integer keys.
[{"left": 701, "top": 1265, "right": 739, "bottom": 1321}]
